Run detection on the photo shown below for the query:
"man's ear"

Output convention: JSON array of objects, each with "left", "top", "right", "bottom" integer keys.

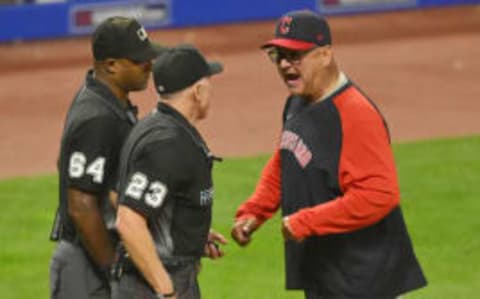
[
  {"left": 103, "top": 58, "right": 117, "bottom": 74},
  {"left": 320, "top": 46, "right": 333, "bottom": 67},
  {"left": 192, "top": 80, "right": 206, "bottom": 102}
]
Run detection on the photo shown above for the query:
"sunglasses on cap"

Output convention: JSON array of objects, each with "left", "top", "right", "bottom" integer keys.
[{"left": 265, "top": 47, "right": 317, "bottom": 65}]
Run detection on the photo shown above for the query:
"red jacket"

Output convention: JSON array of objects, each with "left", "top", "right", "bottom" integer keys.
[{"left": 235, "top": 81, "right": 426, "bottom": 296}]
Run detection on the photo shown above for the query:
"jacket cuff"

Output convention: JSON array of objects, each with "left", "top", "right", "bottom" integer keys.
[
  {"left": 288, "top": 211, "right": 312, "bottom": 239},
  {"left": 235, "top": 213, "right": 265, "bottom": 226}
]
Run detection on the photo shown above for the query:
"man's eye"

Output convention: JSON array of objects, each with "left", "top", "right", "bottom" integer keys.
[{"left": 289, "top": 53, "right": 300, "bottom": 60}]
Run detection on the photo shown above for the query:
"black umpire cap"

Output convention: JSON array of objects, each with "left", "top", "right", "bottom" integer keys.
[
  {"left": 92, "top": 16, "right": 165, "bottom": 62},
  {"left": 153, "top": 44, "right": 223, "bottom": 95}
]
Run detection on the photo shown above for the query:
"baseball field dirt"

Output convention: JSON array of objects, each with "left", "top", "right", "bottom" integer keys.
[{"left": 0, "top": 5, "right": 479, "bottom": 179}]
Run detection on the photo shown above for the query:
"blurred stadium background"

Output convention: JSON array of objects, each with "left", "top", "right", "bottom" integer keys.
[{"left": 0, "top": 0, "right": 479, "bottom": 42}]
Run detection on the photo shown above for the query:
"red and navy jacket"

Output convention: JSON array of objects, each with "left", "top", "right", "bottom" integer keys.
[{"left": 236, "top": 79, "right": 427, "bottom": 297}]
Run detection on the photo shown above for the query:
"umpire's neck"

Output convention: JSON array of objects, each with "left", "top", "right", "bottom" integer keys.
[
  {"left": 158, "top": 78, "right": 211, "bottom": 126},
  {"left": 92, "top": 64, "right": 131, "bottom": 108}
]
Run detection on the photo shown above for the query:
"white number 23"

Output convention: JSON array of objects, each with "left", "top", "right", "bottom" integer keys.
[{"left": 125, "top": 172, "right": 168, "bottom": 208}]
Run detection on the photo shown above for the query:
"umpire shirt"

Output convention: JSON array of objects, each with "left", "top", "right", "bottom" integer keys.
[
  {"left": 55, "top": 70, "right": 137, "bottom": 242},
  {"left": 117, "top": 102, "right": 214, "bottom": 259}
]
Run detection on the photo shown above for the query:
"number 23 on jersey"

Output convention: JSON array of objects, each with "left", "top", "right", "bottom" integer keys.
[{"left": 125, "top": 172, "right": 168, "bottom": 208}]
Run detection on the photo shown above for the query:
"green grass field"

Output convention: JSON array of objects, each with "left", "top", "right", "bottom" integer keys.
[{"left": 1, "top": 136, "right": 479, "bottom": 298}]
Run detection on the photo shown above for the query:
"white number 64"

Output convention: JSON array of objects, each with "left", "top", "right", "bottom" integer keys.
[{"left": 68, "top": 152, "right": 106, "bottom": 183}]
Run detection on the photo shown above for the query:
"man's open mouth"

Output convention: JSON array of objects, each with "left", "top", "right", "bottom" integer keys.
[{"left": 284, "top": 73, "right": 301, "bottom": 85}]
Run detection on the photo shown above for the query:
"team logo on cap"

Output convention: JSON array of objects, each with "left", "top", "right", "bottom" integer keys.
[
  {"left": 136, "top": 27, "right": 148, "bottom": 41},
  {"left": 279, "top": 16, "right": 292, "bottom": 35}
]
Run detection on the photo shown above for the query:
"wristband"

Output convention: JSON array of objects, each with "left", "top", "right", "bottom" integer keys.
[
  {"left": 98, "top": 264, "right": 112, "bottom": 282},
  {"left": 156, "top": 290, "right": 176, "bottom": 298}
]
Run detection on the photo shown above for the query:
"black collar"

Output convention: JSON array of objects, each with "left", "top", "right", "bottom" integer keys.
[
  {"left": 157, "top": 101, "right": 195, "bottom": 133},
  {"left": 156, "top": 102, "right": 223, "bottom": 162},
  {"left": 85, "top": 70, "right": 138, "bottom": 118}
]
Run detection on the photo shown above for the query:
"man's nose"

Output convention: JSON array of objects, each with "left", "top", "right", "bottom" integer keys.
[{"left": 279, "top": 57, "right": 293, "bottom": 69}]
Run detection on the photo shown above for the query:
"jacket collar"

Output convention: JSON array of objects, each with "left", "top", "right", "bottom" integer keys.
[{"left": 85, "top": 70, "right": 138, "bottom": 124}]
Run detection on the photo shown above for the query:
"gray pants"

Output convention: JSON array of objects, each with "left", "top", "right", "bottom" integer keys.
[
  {"left": 111, "top": 261, "right": 200, "bottom": 299},
  {"left": 50, "top": 241, "right": 109, "bottom": 299}
]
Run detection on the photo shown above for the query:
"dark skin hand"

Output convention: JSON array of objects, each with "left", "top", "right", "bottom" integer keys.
[{"left": 67, "top": 188, "right": 115, "bottom": 269}]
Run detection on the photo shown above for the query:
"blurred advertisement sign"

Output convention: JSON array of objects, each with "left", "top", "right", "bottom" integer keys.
[
  {"left": 69, "top": 0, "right": 170, "bottom": 34},
  {"left": 318, "top": 0, "right": 416, "bottom": 13}
]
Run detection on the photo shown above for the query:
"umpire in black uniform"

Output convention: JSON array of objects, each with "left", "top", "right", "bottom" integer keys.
[
  {"left": 112, "top": 45, "right": 226, "bottom": 299},
  {"left": 49, "top": 17, "right": 163, "bottom": 299}
]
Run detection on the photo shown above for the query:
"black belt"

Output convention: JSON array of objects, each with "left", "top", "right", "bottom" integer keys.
[
  {"left": 160, "top": 256, "right": 199, "bottom": 268},
  {"left": 60, "top": 230, "right": 119, "bottom": 247},
  {"left": 114, "top": 255, "right": 199, "bottom": 281}
]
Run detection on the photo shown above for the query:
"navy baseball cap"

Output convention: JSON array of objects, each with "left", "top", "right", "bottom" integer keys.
[
  {"left": 262, "top": 10, "right": 332, "bottom": 51},
  {"left": 92, "top": 16, "right": 165, "bottom": 62},
  {"left": 153, "top": 44, "right": 223, "bottom": 95}
]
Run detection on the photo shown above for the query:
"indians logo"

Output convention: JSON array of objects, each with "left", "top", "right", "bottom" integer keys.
[{"left": 279, "top": 16, "right": 293, "bottom": 35}]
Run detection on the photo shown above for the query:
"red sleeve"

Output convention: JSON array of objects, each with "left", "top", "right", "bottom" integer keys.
[
  {"left": 235, "top": 149, "right": 281, "bottom": 224},
  {"left": 288, "top": 88, "right": 400, "bottom": 239}
]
